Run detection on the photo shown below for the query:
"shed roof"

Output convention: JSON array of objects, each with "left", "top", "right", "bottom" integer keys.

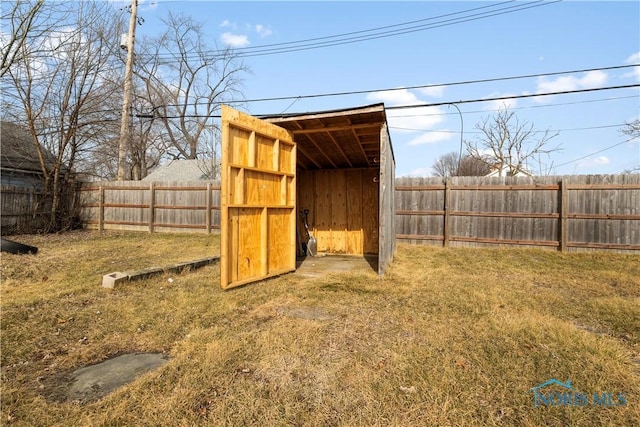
[{"left": 262, "top": 103, "right": 392, "bottom": 170}]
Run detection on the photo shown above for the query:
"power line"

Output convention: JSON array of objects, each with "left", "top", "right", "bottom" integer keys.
[
  {"left": 390, "top": 95, "right": 640, "bottom": 118},
  {"left": 389, "top": 123, "right": 628, "bottom": 134},
  {"left": 553, "top": 137, "right": 637, "bottom": 168},
  {"left": 141, "top": 0, "right": 560, "bottom": 60},
  {"left": 141, "top": 83, "right": 640, "bottom": 119},
  {"left": 384, "top": 84, "right": 640, "bottom": 110},
  {"left": 150, "top": 64, "right": 639, "bottom": 111}
]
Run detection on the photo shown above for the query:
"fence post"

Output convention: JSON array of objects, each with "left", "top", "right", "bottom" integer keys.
[
  {"left": 559, "top": 177, "right": 568, "bottom": 252},
  {"left": 98, "top": 185, "right": 105, "bottom": 232},
  {"left": 206, "top": 182, "right": 212, "bottom": 234},
  {"left": 148, "top": 182, "right": 156, "bottom": 233},
  {"left": 443, "top": 177, "right": 451, "bottom": 247}
]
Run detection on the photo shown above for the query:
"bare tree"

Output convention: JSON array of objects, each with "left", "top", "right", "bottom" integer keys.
[
  {"left": 620, "top": 119, "right": 640, "bottom": 173},
  {"left": 621, "top": 119, "right": 640, "bottom": 141},
  {"left": 2, "top": 1, "right": 125, "bottom": 230},
  {"left": 432, "top": 151, "right": 491, "bottom": 177},
  {"left": 466, "top": 105, "right": 561, "bottom": 176},
  {"left": 135, "top": 12, "right": 248, "bottom": 164},
  {"left": 1, "top": 0, "right": 50, "bottom": 77}
]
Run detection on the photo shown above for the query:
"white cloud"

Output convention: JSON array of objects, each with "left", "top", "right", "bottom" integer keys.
[
  {"left": 408, "top": 130, "right": 453, "bottom": 146},
  {"left": 622, "top": 51, "right": 640, "bottom": 82},
  {"left": 220, "top": 20, "right": 231, "bottom": 28},
  {"left": 537, "top": 70, "right": 608, "bottom": 93},
  {"left": 418, "top": 85, "right": 445, "bottom": 98},
  {"left": 221, "top": 32, "right": 249, "bottom": 48},
  {"left": 255, "top": 24, "right": 272, "bottom": 38},
  {"left": 367, "top": 88, "right": 419, "bottom": 105},
  {"left": 367, "top": 88, "right": 446, "bottom": 132},
  {"left": 577, "top": 156, "right": 610, "bottom": 169},
  {"left": 484, "top": 94, "right": 518, "bottom": 111},
  {"left": 626, "top": 52, "right": 640, "bottom": 64}
]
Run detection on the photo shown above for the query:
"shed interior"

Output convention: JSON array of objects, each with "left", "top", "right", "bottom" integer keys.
[{"left": 264, "top": 104, "right": 389, "bottom": 258}]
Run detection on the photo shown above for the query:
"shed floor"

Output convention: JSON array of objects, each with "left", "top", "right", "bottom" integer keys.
[{"left": 295, "top": 254, "right": 378, "bottom": 277}]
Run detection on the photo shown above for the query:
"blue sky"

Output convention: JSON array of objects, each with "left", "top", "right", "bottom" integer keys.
[{"left": 128, "top": 0, "right": 639, "bottom": 176}]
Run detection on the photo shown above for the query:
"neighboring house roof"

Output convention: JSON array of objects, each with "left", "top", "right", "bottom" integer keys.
[
  {"left": 0, "top": 121, "right": 54, "bottom": 174},
  {"left": 142, "top": 159, "right": 214, "bottom": 181}
]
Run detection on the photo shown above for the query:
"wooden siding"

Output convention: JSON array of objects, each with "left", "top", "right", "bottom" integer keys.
[
  {"left": 378, "top": 123, "right": 396, "bottom": 274},
  {"left": 297, "top": 168, "right": 379, "bottom": 255}
]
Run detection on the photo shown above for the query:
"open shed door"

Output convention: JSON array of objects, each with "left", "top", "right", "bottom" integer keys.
[{"left": 220, "top": 105, "right": 297, "bottom": 289}]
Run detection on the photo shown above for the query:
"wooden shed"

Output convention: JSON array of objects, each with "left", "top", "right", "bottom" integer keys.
[{"left": 220, "top": 103, "right": 396, "bottom": 289}]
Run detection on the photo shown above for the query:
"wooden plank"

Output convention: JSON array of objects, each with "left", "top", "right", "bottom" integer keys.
[
  {"left": 451, "top": 236, "right": 560, "bottom": 247},
  {"left": 267, "top": 209, "right": 291, "bottom": 272},
  {"left": 378, "top": 122, "right": 396, "bottom": 274},
  {"left": 396, "top": 210, "right": 445, "bottom": 216},
  {"left": 443, "top": 178, "right": 451, "bottom": 247},
  {"left": 148, "top": 182, "right": 155, "bottom": 233},
  {"left": 565, "top": 183, "right": 640, "bottom": 190},
  {"left": 237, "top": 208, "right": 262, "bottom": 281},
  {"left": 346, "top": 170, "right": 363, "bottom": 254},
  {"left": 260, "top": 207, "right": 268, "bottom": 276},
  {"left": 560, "top": 177, "right": 568, "bottom": 252},
  {"left": 227, "top": 163, "right": 294, "bottom": 177},
  {"left": 206, "top": 183, "right": 212, "bottom": 234},
  {"left": 329, "top": 169, "right": 348, "bottom": 253},
  {"left": 567, "top": 213, "right": 640, "bottom": 220},
  {"left": 99, "top": 185, "right": 105, "bottom": 232},
  {"left": 396, "top": 234, "right": 444, "bottom": 241},
  {"left": 326, "top": 131, "right": 353, "bottom": 167},
  {"left": 314, "top": 170, "right": 332, "bottom": 252},
  {"left": 395, "top": 185, "right": 446, "bottom": 191},
  {"left": 450, "top": 184, "right": 559, "bottom": 191},
  {"left": 451, "top": 211, "right": 560, "bottom": 219},
  {"left": 256, "top": 133, "right": 276, "bottom": 171},
  {"left": 306, "top": 133, "right": 338, "bottom": 168},
  {"left": 362, "top": 168, "right": 379, "bottom": 254},
  {"left": 567, "top": 241, "right": 640, "bottom": 250}
]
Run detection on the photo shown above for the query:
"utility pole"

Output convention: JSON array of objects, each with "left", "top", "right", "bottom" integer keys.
[{"left": 116, "top": 0, "right": 138, "bottom": 180}]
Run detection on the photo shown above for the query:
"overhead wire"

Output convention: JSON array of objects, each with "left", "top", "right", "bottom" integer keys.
[
  {"left": 553, "top": 137, "right": 637, "bottom": 169},
  {"left": 143, "top": 83, "right": 640, "bottom": 119},
  {"left": 140, "top": 0, "right": 560, "bottom": 60},
  {"left": 149, "top": 64, "right": 639, "bottom": 111},
  {"left": 389, "top": 123, "right": 629, "bottom": 134},
  {"left": 390, "top": 95, "right": 640, "bottom": 118}
]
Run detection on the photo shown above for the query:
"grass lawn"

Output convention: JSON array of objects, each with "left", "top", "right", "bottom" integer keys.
[{"left": 1, "top": 231, "right": 639, "bottom": 426}]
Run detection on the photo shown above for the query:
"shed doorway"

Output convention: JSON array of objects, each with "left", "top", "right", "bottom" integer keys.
[{"left": 220, "top": 104, "right": 395, "bottom": 290}]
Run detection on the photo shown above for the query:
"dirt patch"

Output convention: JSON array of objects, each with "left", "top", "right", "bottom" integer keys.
[
  {"left": 276, "top": 306, "right": 335, "bottom": 321},
  {"left": 48, "top": 353, "right": 169, "bottom": 403}
]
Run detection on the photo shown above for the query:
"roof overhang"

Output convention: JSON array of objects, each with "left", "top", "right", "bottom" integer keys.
[{"left": 262, "top": 103, "right": 390, "bottom": 170}]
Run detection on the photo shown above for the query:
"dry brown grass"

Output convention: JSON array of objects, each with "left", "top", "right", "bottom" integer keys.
[{"left": 1, "top": 231, "right": 639, "bottom": 426}]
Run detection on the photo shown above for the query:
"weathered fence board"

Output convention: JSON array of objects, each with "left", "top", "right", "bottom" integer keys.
[
  {"left": 395, "top": 175, "right": 640, "bottom": 252},
  {"left": 78, "top": 181, "right": 221, "bottom": 234},
  {"left": 72, "top": 175, "right": 640, "bottom": 253}
]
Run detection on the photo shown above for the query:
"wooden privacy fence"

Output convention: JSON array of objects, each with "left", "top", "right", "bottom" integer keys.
[
  {"left": 78, "top": 181, "right": 221, "bottom": 233},
  {"left": 395, "top": 175, "right": 640, "bottom": 252},
  {"left": 0, "top": 185, "right": 50, "bottom": 234},
  {"left": 77, "top": 175, "right": 640, "bottom": 253}
]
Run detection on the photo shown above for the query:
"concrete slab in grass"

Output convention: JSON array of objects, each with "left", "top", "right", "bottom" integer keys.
[{"left": 102, "top": 256, "right": 219, "bottom": 288}]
